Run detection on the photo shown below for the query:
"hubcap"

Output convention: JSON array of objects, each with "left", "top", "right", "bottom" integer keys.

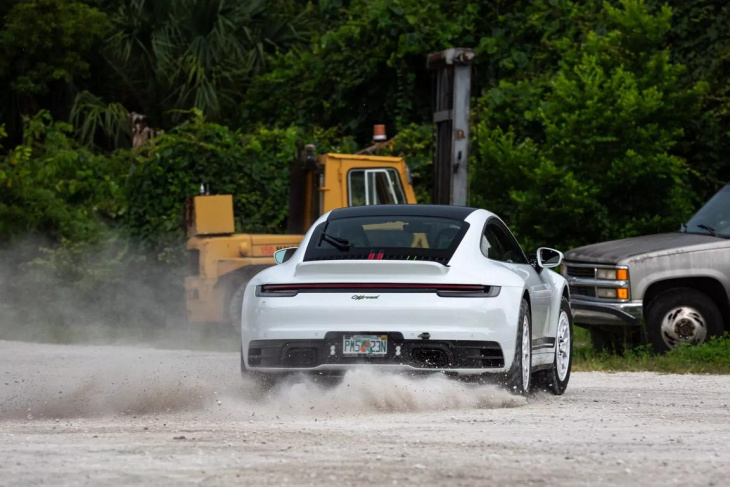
[
  {"left": 521, "top": 315, "right": 531, "bottom": 391},
  {"left": 556, "top": 311, "right": 571, "bottom": 381},
  {"left": 661, "top": 306, "right": 707, "bottom": 349}
]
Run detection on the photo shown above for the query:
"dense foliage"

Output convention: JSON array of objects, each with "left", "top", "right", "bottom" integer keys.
[
  {"left": 1, "top": 0, "right": 729, "bottom": 328},
  {"left": 0, "top": 0, "right": 110, "bottom": 141},
  {"left": 102, "top": 0, "right": 313, "bottom": 127},
  {"left": 0, "top": 112, "right": 127, "bottom": 245},
  {"left": 472, "top": 0, "right": 704, "bottom": 249}
]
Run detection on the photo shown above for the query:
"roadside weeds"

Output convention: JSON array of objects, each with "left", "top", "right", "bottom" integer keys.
[{"left": 572, "top": 327, "right": 730, "bottom": 374}]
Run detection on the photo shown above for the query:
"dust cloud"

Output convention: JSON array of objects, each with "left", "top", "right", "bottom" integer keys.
[
  {"left": 0, "top": 237, "right": 238, "bottom": 351},
  {"left": 258, "top": 369, "right": 526, "bottom": 416},
  {"left": 0, "top": 240, "right": 523, "bottom": 424},
  {"left": 0, "top": 341, "right": 524, "bottom": 421}
]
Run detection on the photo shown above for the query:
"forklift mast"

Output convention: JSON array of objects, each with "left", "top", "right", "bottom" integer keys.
[{"left": 427, "top": 48, "right": 474, "bottom": 206}]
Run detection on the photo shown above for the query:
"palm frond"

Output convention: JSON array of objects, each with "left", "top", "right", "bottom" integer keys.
[
  {"left": 71, "top": 92, "right": 131, "bottom": 147},
  {"left": 100, "top": 0, "right": 313, "bottom": 127}
]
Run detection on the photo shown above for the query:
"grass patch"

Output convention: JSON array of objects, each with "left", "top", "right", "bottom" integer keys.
[{"left": 572, "top": 327, "right": 730, "bottom": 374}]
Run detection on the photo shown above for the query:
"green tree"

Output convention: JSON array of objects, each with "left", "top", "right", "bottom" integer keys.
[
  {"left": 242, "top": 0, "right": 481, "bottom": 141},
  {"left": 473, "top": 0, "right": 703, "bottom": 250},
  {"left": 0, "top": 112, "right": 127, "bottom": 244},
  {"left": 664, "top": 0, "right": 730, "bottom": 194},
  {"left": 0, "top": 0, "right": 110, "bottom": 140}
]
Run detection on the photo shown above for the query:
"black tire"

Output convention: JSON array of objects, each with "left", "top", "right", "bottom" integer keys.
[
  {"left": 504, "top": 298, "right": 532, "bottom": 396},
  {"left": 533, "top": 297, "right": 572, "bottom": 395},
  {"left": 645, "top": 287, "right": 723, "bottom": 353}
]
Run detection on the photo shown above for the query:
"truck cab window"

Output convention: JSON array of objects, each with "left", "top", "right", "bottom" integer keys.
[{"left": 348, "top": 169, "right": 406, "bottom": 206}]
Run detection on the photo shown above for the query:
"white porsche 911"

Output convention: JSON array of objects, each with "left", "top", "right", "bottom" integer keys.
[{"left": 240, "top": 205, "right": 572, "bottom": 395}]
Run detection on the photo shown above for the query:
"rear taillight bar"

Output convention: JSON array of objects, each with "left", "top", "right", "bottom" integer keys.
[{"left": 256, "top": 283, "right": 500, "bottom": 298}]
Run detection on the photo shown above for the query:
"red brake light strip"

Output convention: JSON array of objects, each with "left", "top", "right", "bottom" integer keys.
[{"left": 262, "top": 283, "right": 486, "bottom": 292}]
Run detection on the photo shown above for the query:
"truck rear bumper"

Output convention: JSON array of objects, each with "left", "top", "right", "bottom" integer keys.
[{"left": 571, "top": 299, "right": 643, "bottom": 327}]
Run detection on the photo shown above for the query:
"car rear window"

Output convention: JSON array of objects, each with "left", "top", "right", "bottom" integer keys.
[{"left": 303, "top": 215, "right": 469, "bottom": 265}]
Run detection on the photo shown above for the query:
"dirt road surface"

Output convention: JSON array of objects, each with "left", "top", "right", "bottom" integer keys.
[{"left": 1, "top": 340, "right": 728, "bottom": 486}]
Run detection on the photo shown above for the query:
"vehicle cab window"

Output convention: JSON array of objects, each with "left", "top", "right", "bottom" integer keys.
[
  {"left": 482, "top": 220, "right": 528, "bottom": 264},
  {"left": 348, "top": 168, "right": 406, "bottom": 206}
]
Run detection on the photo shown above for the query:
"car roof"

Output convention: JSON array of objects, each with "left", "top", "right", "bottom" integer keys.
[{"left": 327, "top": 204, "right": 478, "bottom": 221}]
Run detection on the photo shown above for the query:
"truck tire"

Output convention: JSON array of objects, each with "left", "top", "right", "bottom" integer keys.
[{"left": 645, "top": 288, "right": 723, "bottom": 353}]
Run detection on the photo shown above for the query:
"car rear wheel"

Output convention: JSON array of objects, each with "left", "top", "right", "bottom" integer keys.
[
  {"left": 646, "top": 288, "right": 723, "bottom": 353},
  {"left": 533, "top": 297, "right": 572, "bottom": 395},
  {"left": 504, "top": 298, "right": 531, "bottom": 396}
]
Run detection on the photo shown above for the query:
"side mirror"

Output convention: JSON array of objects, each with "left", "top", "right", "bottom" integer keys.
[
  {"left": 536, "top": 247, "right": 563, "bottom": 269},
  {"left": 274, "top": 247, "right": 297, "bottom": 264}
]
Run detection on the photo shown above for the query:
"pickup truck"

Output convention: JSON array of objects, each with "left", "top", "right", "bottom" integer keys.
[{"left": 562, "top": 183, "right": 730, "bottom": 352}]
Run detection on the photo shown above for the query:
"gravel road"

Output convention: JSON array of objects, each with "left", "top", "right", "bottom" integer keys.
[{"left": 1, "top": 340, "right": 728, "bottom": 486}]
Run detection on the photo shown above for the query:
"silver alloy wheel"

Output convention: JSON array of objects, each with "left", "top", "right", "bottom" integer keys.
[
  {"left": 556, "top": 311, "right": 571, "bottom": 381},
  {"left": 660, "top": 306, "right": 707, "bottom": 349},
  {"left": 521, "top": 314, "right": 531, "bottom": 391}
]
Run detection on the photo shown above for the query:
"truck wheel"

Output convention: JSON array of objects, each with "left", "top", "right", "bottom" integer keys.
[{"left": 645, "top": 288, "right": 723, "bottom": 353}]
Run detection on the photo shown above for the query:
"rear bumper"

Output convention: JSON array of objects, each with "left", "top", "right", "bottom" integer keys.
[
  {"left": 571, "top": 299, "right": 643, "bottom": 327},
  {"left": 246, "top": 335, "right": 506, "bottom": 374}
]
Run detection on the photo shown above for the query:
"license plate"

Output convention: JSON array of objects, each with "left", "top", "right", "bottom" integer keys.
[{"left": 343, "top": 335, "right": 388, "bottom": 356}]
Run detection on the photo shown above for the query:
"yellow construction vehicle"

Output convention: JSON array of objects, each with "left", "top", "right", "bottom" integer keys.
[{"left": 185, "top": 147, "right": 418, "bottom": 329}]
